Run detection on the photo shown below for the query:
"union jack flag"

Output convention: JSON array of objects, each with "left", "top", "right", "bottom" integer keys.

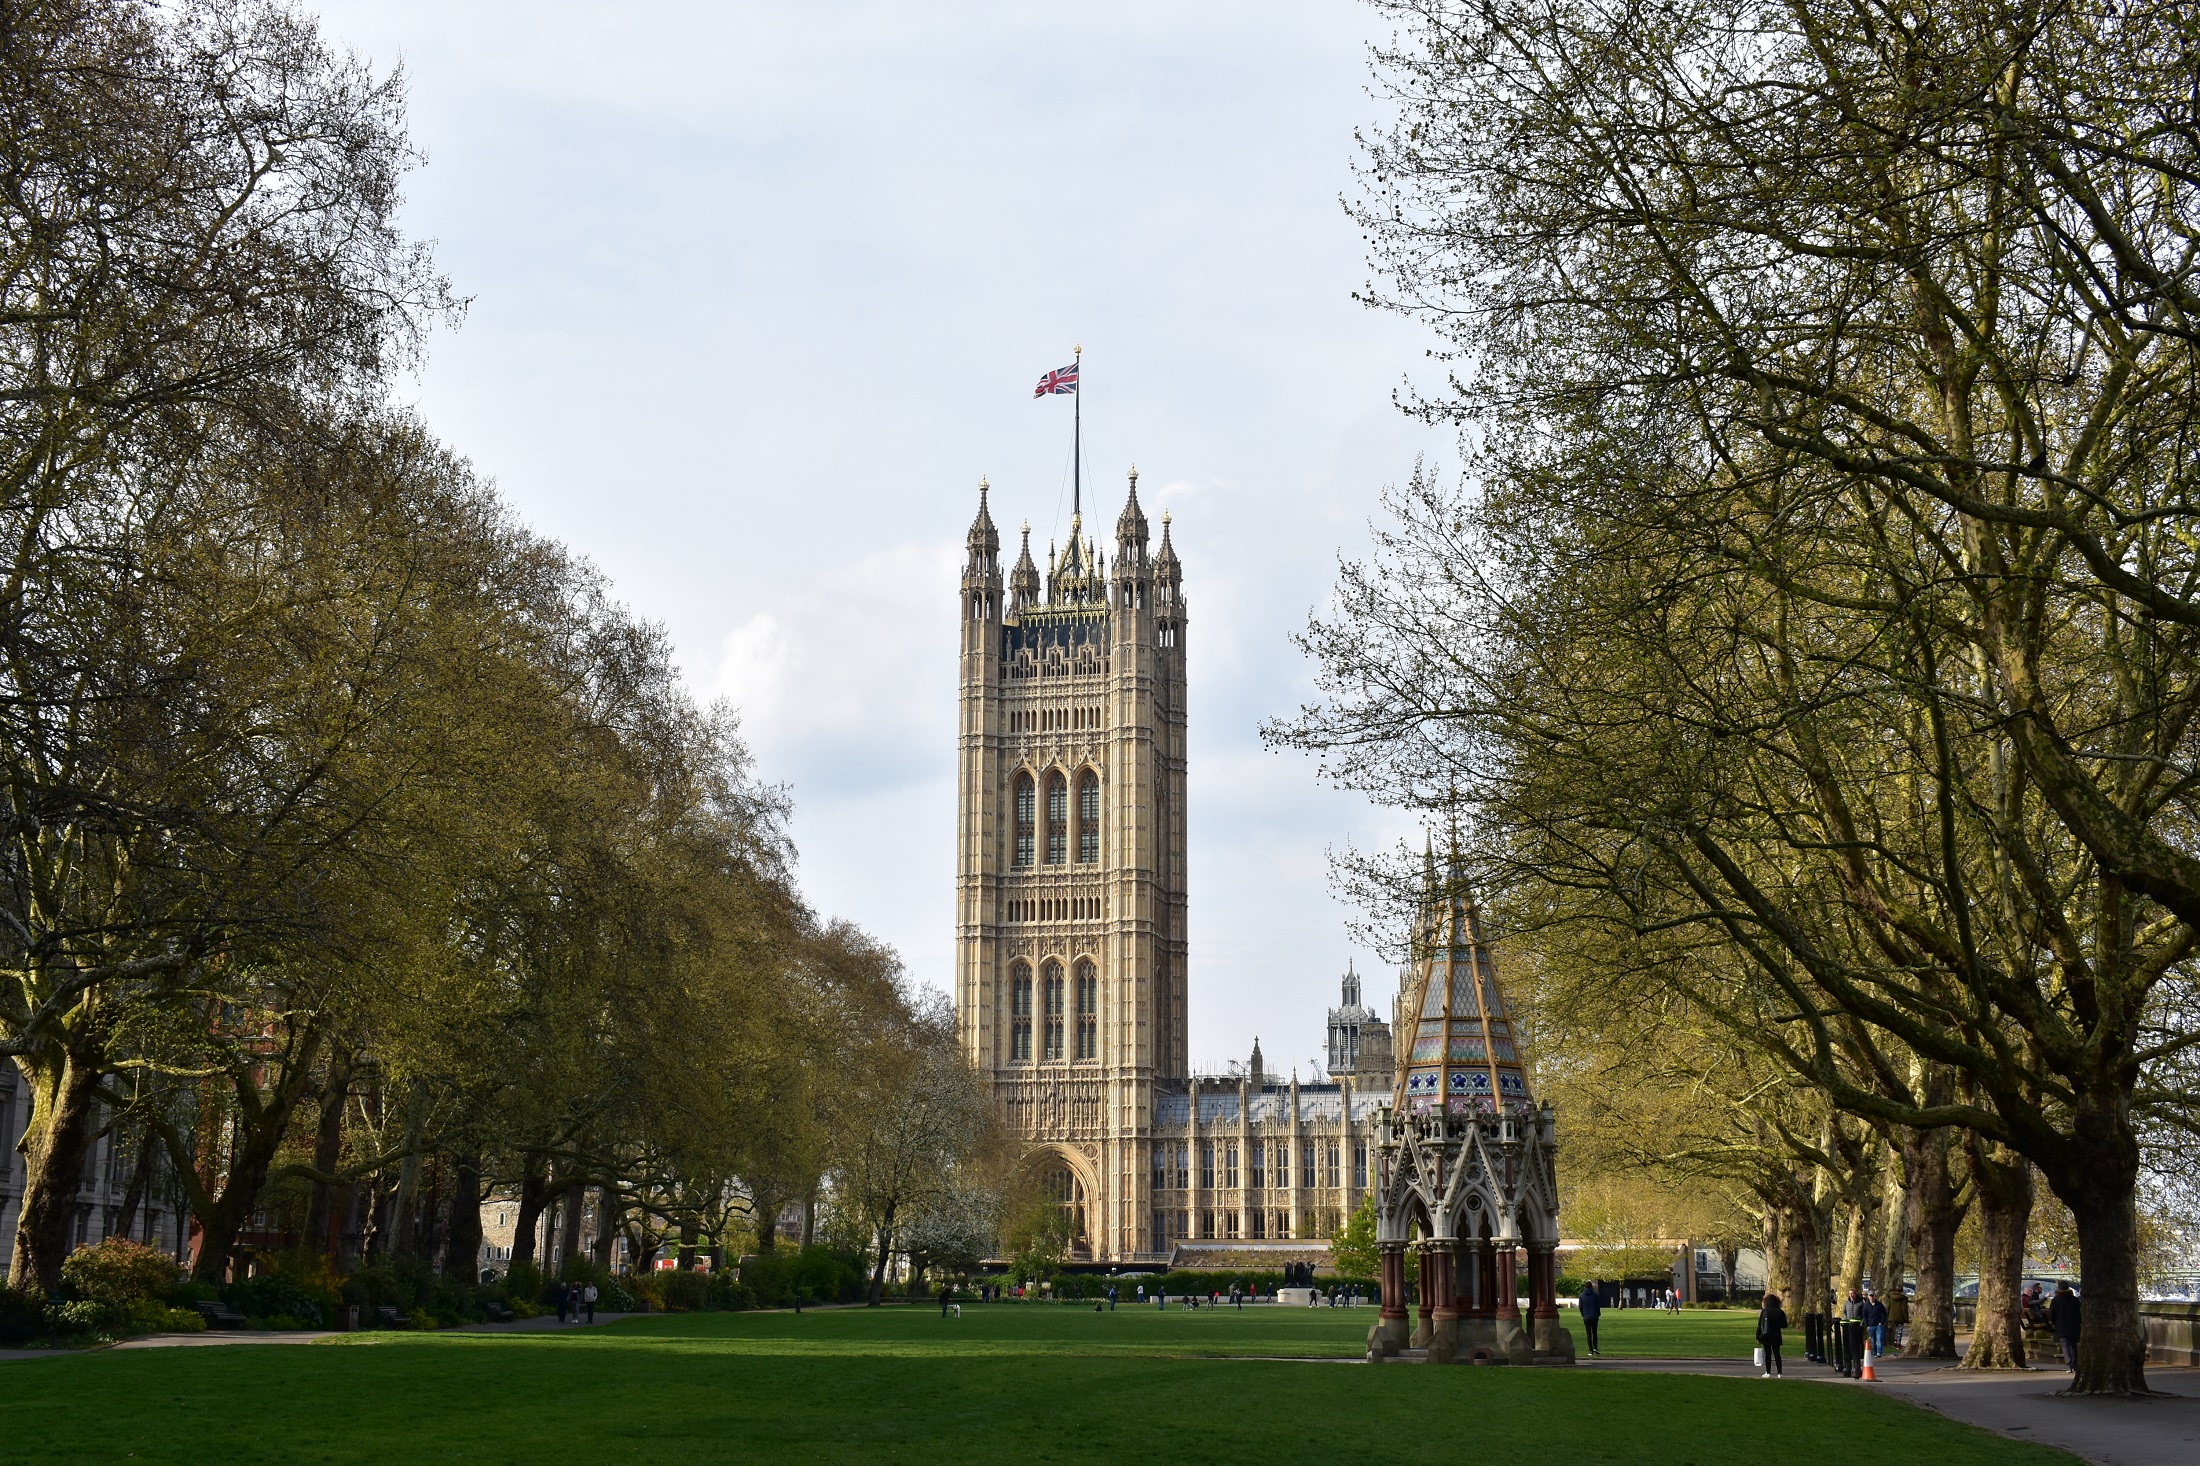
[{"left": 1033, "top": 361, "right": 1079, "bottom": 397}]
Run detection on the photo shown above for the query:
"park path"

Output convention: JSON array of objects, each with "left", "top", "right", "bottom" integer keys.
[{"left": 1583, "top": 1353, "right": 2199, "bottom": 1466}]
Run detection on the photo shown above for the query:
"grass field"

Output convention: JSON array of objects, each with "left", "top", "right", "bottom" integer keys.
[{"left": 0, "top": 1304, "right": 2071, "bottom": 1466}]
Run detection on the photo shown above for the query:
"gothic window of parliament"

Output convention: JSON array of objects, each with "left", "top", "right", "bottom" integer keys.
[
  {"left": 1014, "top": 774, "right": 1035, "bottom": 867},
  {"left": 1074, "top": 960, "right": 1097, "bottom": 1059},
  {"left": 1010, "top": 964, "right": 1032, "bottom": 1062},
  {"left": 1044, "top": 772, "right": 1068, "bottom": 864},
  {"left": 1076, "top": 771, "right": 1099, "bottom": 862},
  {"left": 1042, "top": 961, "right": 1065, "bottom": 1060}
]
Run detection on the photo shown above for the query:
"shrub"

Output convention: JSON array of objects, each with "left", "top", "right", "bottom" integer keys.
[
  {"left": 1042, "top": 1268, "right": 1378, "bottom": 1303},
  {"left": 502, "top": 1260, "right": 543, "bottom": 1305},
  {"left": 263, "top": 1248, "right": 343, "bottom": 1300},
  {"left": 735, "top": 1246, "right": 867, "bottom": 1308},
  {"left": 341, "top": 1257, "right": 485, "bottom": 1324},
  {"left": 406, "top": 1306, "right": 436, "bottom": 1330},
  {"left": 227, "top": 1274, "right": 328, "bottom": 1328},
  {"left": 0, "top": 1286, "right": 47, "bottom": 1346},
  {"left": 657, "top": 1270, "right": 711, "bottom": 1312},
  {"left": 49, "top": 1298, "right": 125, "bottom": 1334},
  {"left": 60, "top": 1239, "right": 183, "bottom": 1306},
  {"left": 124, "top": 1297, "right": 207, "bottom": 1333}
]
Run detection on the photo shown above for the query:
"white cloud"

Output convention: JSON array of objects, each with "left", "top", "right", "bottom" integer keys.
[{"left": 713, "top": 540, "right": 961, "bottom": 792}]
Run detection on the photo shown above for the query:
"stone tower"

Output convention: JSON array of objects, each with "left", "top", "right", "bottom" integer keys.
[
  {"left": 955, "top": 470, "right": 1188, "bottom": 1261},
  {"left": 1326, "top": 961, "right": 1393, "bottom": 1084}
]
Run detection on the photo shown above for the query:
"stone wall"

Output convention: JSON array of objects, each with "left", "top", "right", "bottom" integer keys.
[{"left": 2143, "top": 1301, "right": 2200, "bottom": 1366}]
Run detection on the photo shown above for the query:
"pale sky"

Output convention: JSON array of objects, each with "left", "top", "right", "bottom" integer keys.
[{"left": 315, "top": 0, "right": 1440, "bottom": 1076}]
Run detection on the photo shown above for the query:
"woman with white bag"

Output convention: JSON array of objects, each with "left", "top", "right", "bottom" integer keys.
[{"left": 1755, "top": 1293, "right": 1789, "bottom": 1378}]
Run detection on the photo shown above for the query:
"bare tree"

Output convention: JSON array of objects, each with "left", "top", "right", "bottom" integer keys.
[{"left": 1279, "top": 0, "right": 2200, "bottom": 1393}]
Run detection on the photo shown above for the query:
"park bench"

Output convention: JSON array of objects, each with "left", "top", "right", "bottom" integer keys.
[
  {"left": 373, "top": 1305, "right": 409, "bottom": 1329},
  {"left": 484, "top": 1302, "right": 516, "bottom": 1323},
  {"left": 193, "top": 1300, "right": 249, "bottom": 1330}
]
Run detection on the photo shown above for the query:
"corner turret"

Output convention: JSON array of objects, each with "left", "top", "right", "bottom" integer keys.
[
  {"left": 961, "top": 478, "right": 1003, "bottom": 652},
  {"left": 1116, "top": 471, "right": 1149, "bottom": 568},
  {"left": 1009, "top": 522, "right": 1040, "bottom": 617},
  {"left": 1154, "top": 508, "right": 1185, "bottom": 649}
]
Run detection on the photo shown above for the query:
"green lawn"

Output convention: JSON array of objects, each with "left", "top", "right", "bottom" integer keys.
[
  {"left": 0, "top": 1304, "right": 2067, "bottom": 1466},
  {"left": 1576, "top": 1304, "right": 1768, "bottom": 1357}
]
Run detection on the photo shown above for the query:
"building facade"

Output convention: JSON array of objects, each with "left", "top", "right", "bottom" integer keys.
[
  {"left": 0, "top": 1072, "right": 187, "bottom": 1272},
  {"left": 955, "top": 472, "right": 1187, "bottom": 1262},
  {"left": 954, "top": 476, "right": 1394, "bottom": 1264}
]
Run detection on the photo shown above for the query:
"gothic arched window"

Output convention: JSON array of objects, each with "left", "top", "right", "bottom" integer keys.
[
  {"left": 1042, "top": 961, "right": 1065, "bottom": 1061},
  {"left": 1077, "top": 771, "right": 1100, "bottom": 863},
  {"left": 1044, "top": 772, "right": 1068, "bottom": 864},
  {"left": 1074, "top": 959, "right": 1098, "bottom": 1059},
  {"left": 1014, "top": 774, "right": 1035, "bottom": 868},
  {"left": 1009, "top": 964, "right": 1033, "bottom": 1063}
]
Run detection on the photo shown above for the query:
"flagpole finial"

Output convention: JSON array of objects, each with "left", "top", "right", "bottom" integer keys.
[{"left": 1074, "top": 342, "right": 1082, "bottom": 356}]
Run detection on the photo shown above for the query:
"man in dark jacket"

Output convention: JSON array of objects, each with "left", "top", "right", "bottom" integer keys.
[
  {"left": 1577, "top": 1282, "right": 1604, "bottom": 1356},
  {"left": 1862, "top": 1292, "right": 1888, "bottom": 1356},
  {"left": 2047, "top": 1282, "right": 2082, "bottom": 1370}
]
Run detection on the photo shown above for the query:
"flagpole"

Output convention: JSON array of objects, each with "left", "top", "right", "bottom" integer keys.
[{"left": 1072, "top": 342, "right": 1082, "bottom": 520}]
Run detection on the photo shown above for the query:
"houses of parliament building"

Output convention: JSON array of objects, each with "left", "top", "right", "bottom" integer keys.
[{"left": 955, "top": 473, "right": 1397, "bottom": 1264}]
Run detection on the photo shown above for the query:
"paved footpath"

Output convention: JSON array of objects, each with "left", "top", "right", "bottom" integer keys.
[{"left": 1584, "top": 1353, "right": 2200, "bottom": 1466}]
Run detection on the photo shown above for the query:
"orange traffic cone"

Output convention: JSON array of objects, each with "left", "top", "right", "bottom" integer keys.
[{"left": 1860, "top": 1348, "right": 1878, "bottom": 1382}]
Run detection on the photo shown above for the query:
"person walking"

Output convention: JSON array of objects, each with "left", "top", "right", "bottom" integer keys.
[
  {"left": 1886, "top": 1286, "right": 1910, "bottom": 1350},
  {"left": 584, "top": 1282, "right": 598, "bottom": 1324},
  {"left": 1577, "top": 1281, "right": 1604, "bottom": 1356},
  {"left": 2048, "top": 1281, "right": 2082, "bottom": 1371},
  {"left": 1862, "top": 1291, "right": 1886, "bottom": 1357},
  {"left": 1756, "top": 1292, "right": 1789, "bottom": 1378},
  {"left": 1108, "top": 1285, "right": 1118, "bottom": 1312},
  {"left": 556, "top": 1284, "right": 571, "bottom": 1324}
]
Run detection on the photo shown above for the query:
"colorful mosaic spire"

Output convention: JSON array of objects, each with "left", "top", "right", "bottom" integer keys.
[{"left": 1394, "top": 841, "right": 1532, "bottom": 1116}]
